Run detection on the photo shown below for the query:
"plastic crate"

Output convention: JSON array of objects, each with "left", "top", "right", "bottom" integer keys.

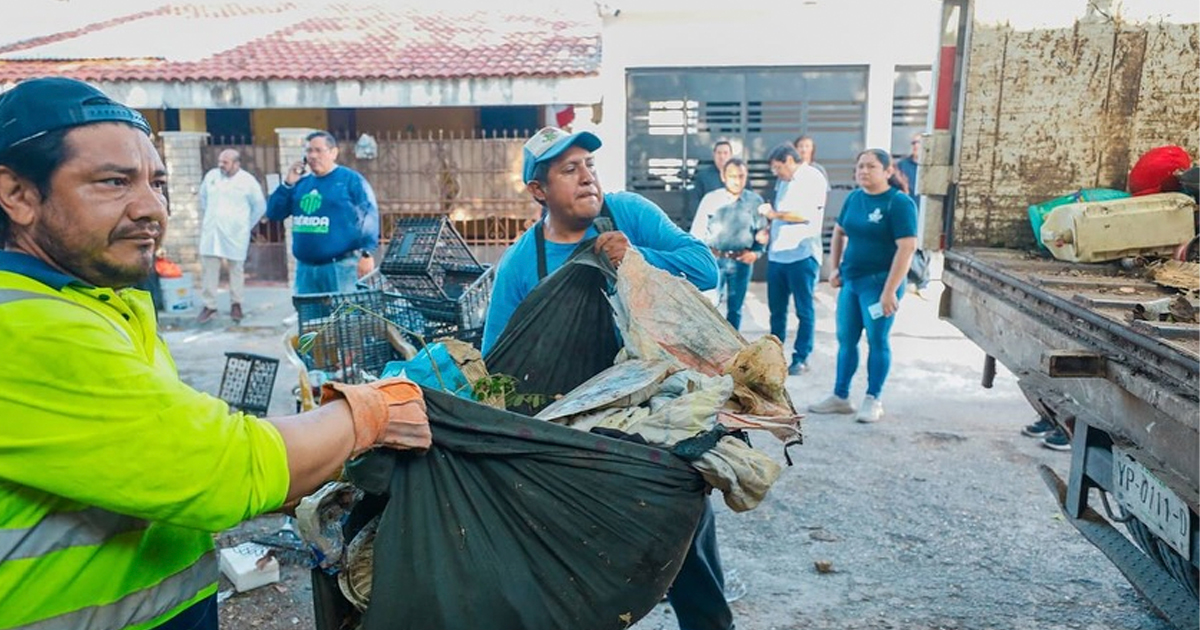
[
  {"left": 293, "top": 289, "right": 393, "bottom": 384},
  {"left": 402, "top": 265, "right": 494, "bottom": 328},
  {"left": 379, "top": 216, "right": 485, "bottom": 301},
  {"left": 359, "top": 269, "right": 491, "bottom": 348},
  {"left": 218, "top": 352, "right": 279, "bottom": 416}
]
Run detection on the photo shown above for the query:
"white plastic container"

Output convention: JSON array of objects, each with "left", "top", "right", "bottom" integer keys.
[
  {"left": 159, "top": 272, "right": 194, "bottom": 312},
  {"left": 1040, "top": 192, "right": 1197, "bottom": 263}
]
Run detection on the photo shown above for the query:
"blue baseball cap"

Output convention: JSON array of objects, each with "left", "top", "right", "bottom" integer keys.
[
  {"left": 522, "top": 126, "right": 602, "bottom": 184},
  {"left": 0, "top": 77, "right": 150, "bottom": 152}
]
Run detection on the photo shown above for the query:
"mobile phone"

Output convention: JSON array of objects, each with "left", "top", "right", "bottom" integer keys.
[
  {"left": 868, "top": 302, "right": 884, "bottom": 320},
  {"left": 300, "top": 156, "right": 308, "bottom": 171}
]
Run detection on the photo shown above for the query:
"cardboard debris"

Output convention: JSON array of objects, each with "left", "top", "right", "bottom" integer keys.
[{"left": 1149, "top": 260, "right": 1200, "bottom": 292}]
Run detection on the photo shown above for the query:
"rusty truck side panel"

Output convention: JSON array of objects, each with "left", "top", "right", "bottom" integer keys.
[{"left": 954, "top": 21, "right": 1199, "bottom": 248}]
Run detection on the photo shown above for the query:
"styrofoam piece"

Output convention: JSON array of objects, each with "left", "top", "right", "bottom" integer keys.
[{"left": 218, "top": 542, "right": 280, "bottom": 593}]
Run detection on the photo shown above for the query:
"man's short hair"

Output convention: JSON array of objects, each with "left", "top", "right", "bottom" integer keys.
[
  {"left": 305, "top": 130, "right": 337, "bottom": 148},
  {"left": 712, "top": 139, "right": 732, "bottom": 153},
  {"left": 767, "top": 144, "right": 801, "bottom": 164},
  {"left": 0, "top": 129, "right": 72, "bottom": 245},
  {"left": 723, "top": 157, "right": 749, "bottom": 173}
]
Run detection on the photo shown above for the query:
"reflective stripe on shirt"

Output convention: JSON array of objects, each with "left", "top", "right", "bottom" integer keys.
[
  {"left": 0, "top": 285, "right": 222, "bottom": 629},
  {"left": 0, "top": 506, "right": 147, "bottom": 561},
  {"left": 13, "top": 552, "right": 217, "bottom": 630},
  {"left": 0, "top": 288, "right": 133, "bottom": 344}
]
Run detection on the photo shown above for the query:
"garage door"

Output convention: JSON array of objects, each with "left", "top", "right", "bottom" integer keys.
[{"left": 626, "top": 66, "right": 868, "bottom": 232}]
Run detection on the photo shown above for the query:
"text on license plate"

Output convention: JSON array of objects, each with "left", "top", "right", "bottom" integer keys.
[{"left": 1112, "top": 447, "right": 1192, "bottom": 558}]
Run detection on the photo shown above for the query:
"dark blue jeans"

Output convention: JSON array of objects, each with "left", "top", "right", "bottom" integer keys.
[
  {"left": 717, "top": 257, "right": 753, "bottom": 331},
  {"left": 157, "top": 593, "right": 217, "bottom": 630},
  {"left": 666, "top": 496, "right": 734, "bottom": 630},
  {"left": 295, "top": 257, "right": 359, "bottom": 295},
  {"left": 834, "top": 271, "right": 905, "bottom": 399},
  {"left": 767, "top": 257, "right": 820, "bottom": 364}
]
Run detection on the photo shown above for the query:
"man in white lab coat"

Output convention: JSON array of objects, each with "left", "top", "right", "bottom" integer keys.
[{"left": 198, "top": 149, "right": 266, "bottom": 323}]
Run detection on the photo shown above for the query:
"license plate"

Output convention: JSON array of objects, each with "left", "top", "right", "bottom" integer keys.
[{"left": 1112, "top": 447, "right": 1192, "bottom": 558}]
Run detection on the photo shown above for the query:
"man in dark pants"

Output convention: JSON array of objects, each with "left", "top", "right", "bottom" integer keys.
[
  {"left": 483, "top": 127, "right": 732, "bottom": 630},
  {"left": 761, "top": 144, "right": 829, "bottom": 376},
  {"left": 667, "top": 502, "right": 737, "bottom": 629}
]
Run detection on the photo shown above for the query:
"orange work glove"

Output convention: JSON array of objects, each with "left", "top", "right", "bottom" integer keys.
[{"left": 320, "top": 377, "right": 430, "bottom": 457}]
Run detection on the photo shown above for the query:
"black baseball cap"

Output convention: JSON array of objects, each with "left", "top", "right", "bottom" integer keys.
[{"left": 0, "top": 77, "right": 150, "bottom": 152}]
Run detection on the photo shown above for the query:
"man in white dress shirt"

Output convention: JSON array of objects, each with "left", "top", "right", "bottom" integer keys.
[
  {"left": 760, "top": 143, "right": 828, "bottom": 375},
  {"left": 197, "top": 149, "right": 266, "bottom": 323}
]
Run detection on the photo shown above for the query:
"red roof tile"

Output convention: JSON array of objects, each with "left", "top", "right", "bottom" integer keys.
[{"left": 0, "top": 2, "right": 601, "bottom": 83}]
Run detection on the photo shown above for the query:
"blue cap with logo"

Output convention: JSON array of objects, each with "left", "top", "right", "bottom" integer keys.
[
  {"left": 522, "top": 126, "right": 602, "bottom": 184},
  {"left": 0, "top": 77, "right": 150, "bottom": 152}
]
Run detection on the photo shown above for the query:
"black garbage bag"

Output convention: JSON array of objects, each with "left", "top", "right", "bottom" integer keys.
[
  {"left": 333, "top": 388, "right": 706, "bottom": 630},
  {"left": 484, "top": 241, "right": 620, "bottom": 414}
]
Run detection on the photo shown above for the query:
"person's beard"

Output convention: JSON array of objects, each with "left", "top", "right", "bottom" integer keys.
[{"left": 34, "top": 216, "right": 157, "bottom": 288}]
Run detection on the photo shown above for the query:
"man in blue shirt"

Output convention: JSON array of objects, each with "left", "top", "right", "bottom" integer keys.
[
  {"left": 896, "top": 133, "right": 921, "bottom": 207},
  {"left": 761, "top": 144, "right": 829, "bottom": 376},
  {"left": 690, "top": 157, "right": 767, "bottom": 331},
  {"left": 481, "top": 126, "right": 718, "bottom": 354},
  {"left": 266, "top": 131, "right": 379, "bottom": 294},
  {"left": 483, "top": 127, "right": 730, "bottom": 630}
]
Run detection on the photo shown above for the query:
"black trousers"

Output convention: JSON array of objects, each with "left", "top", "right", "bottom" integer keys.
[{"left": 666, "top": 496, "right": 735, "bottom": 630}]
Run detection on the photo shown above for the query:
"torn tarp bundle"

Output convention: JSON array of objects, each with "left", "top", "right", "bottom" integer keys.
[{"left": 331, "top": 387, "right": 706, "bottom": 630}]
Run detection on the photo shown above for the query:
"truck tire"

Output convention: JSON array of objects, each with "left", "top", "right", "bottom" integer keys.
[{"left": 1125, "top": 516, "right": 1199, "bottom": 598}]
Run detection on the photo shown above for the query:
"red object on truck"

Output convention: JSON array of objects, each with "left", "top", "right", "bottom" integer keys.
[{"left": 1128, "top": 145, "right": 1192, "bottom": 196}]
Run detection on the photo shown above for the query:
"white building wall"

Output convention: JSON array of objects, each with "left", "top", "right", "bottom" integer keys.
[{"left": 593, "top": 0, "right": 943, "bottom": 188}]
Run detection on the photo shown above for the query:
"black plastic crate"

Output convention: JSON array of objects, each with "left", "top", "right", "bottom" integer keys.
[
  {"left": 359, "top": 269, "right": 489, "bottom": 349},
  {"left": 381, "top": 292, "right": 483, "bottom": 349},
  {"left": 379, "top": 216, "right": 485, "bottom": 301},
  {"left": 218, "top": 352, "right": 279, "bottom": 416},
  {"left": 402, "top": 265, "right": 494, "bottom": 327},
  {"left": 293, "top": 289, "right": 393, "bottom": 384}
]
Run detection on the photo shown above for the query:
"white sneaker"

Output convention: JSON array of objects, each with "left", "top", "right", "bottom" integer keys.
[
  {"left": 856, "top": 395, "right": 884, "bottom": 423},
  {"left": 808, "top": 394, "right": 856, "bottom": 414}
]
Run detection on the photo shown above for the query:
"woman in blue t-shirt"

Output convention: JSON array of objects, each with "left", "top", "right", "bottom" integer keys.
[{"left": 808, "top": 149, "right": 918, "bottom": 423}]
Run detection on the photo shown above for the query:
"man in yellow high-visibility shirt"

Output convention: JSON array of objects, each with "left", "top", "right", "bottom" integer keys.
[{"left": 0, "top": 77, "right": 430, "bottom": 630}]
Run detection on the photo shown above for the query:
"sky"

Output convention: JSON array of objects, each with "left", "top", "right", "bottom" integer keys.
[
  {"left": 0, "top": 0, "right": 597, "bottom": 48},
  {"left": 5, "top": 0, "right": 1197, "bottom": 49}
]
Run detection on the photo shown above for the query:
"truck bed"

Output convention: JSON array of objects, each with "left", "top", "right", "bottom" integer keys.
[
  {"left": 950, "top": 248, "right": 1199, "bottom": 358},
  {"left": 940, "top": 247, "right": 1199, "bottom": 506}
]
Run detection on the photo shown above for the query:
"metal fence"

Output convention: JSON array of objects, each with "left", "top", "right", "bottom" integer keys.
[
  {"left": 201, "top": 130, "right": 539, "bottom": 274},
  {"left": 202, "top": 136, "right": 289, "bottom": 282},
  {"left": 335, "top": 129, "right": 540, "bottom": 265}
]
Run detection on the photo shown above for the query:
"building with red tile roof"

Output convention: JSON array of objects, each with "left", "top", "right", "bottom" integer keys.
[
  {"left": 0, "top": 2, "right": 601, "bottom": 84},
  {"left": 0, "top": 1, "right": 602, "bottom": 136}
]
